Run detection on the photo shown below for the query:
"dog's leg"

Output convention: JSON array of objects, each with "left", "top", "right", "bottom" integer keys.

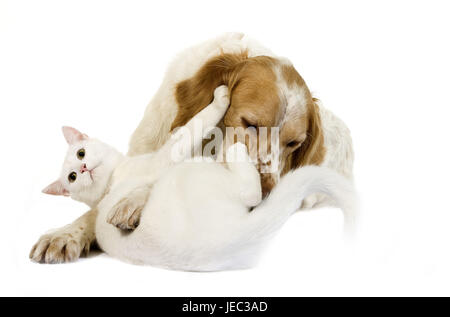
[{"left": 29, "top": 208, "right": 98, "bottom": 264}]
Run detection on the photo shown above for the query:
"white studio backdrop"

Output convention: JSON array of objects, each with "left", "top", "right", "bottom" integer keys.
[{"left": 1, "top": 0, "right": 450, "bottom": 296}]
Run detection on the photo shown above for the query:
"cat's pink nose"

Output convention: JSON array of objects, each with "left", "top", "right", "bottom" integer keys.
[{"left": 80, "top": 164, "right": 88, "bottom": 173}]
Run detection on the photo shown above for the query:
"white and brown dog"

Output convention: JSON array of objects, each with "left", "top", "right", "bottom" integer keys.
[{"left": 129, "top": 33, "right": 354, "bottom": 203}]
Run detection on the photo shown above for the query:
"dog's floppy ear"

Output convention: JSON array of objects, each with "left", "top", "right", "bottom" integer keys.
[
  {"left": 170, "top": 52, "right": 248, "bottom": 130},
  {"left": 286, "top": 99, "right": 326, "bottom": 170}
]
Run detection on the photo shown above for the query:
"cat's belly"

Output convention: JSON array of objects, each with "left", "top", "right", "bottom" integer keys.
[{"left": 96, "top": 162, "right": 253, "bottom": 270}]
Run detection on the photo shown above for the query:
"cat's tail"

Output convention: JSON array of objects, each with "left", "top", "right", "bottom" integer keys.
[{"left": 243, "top": 166, "right": 358, "bottom": 243}]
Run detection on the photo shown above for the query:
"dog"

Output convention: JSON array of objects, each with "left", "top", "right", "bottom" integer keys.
[{"left": 129, "top": 33, "right": 354, "bottom": 203}]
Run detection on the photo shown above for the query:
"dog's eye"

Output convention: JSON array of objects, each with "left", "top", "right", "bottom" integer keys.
[
  {"left": 68, "top": 172, "right": 77, "bottom": 183},
  {"left": 286, "top": 140, "right": 300, "bottom": 148},
  {"left": 77, "top": 148, "right": 85, "bottom": 160}
]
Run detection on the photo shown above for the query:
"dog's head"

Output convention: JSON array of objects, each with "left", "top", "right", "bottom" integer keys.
[{"left": 171, "top": 52, "right": 326, "bottom": 197}]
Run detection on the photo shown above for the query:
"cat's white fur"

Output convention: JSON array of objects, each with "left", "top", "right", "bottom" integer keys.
[
  {"left": 96, "top": 163, "right": 355, "bottom": 271},
  {"left": 37, "top": 86, "right": 356, "bottom": 271}
]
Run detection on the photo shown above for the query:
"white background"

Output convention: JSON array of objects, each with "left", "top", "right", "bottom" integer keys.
[{"left": 1, "top": 0, "right": 450, "bottom": 296}]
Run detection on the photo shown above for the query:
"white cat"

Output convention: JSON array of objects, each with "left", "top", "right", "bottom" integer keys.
[
  {"left": 37, "top": 86, "right": 357, "bottom": 271},
  {"left": 42, "top": 126, "right": 124, "bottom": 208}
]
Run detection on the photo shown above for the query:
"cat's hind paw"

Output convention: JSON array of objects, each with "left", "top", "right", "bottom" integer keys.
[
  {"left": 240, "top": 189, "right": 262, "bottom": 208},
  {"left": 226, "top": 142, "right": 249, "bottom": 162}
]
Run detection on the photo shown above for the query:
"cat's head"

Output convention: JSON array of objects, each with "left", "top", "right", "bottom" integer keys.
[{"left": 42, "top": 126, "right": 123, "bottom": 206}]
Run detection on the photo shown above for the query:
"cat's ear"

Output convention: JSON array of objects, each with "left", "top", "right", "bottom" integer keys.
[
  {"left": 62, "top": 126, "right": 88, "bottom": 145},
  {"left": 42, "top": 180, "right": 70, "bottom": 196}
]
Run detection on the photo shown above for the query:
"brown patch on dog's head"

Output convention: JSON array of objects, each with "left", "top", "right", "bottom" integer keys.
[
  {"left": 171, "top": 52, "right": 246, "bottom": 130},
  {"left": 171, "top": 52, "right": 280, "bottom": 130}
]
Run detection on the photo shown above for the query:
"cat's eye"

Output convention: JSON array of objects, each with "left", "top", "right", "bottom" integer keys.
[
  {"left": 68, "top": 172, "right": 77, "bottom": 183},
  {"left": 77, "top": 148, "right": 85, "bottom": 160}
]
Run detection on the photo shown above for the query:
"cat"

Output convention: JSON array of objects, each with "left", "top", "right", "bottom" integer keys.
[{"left": 36, "top": 85, "right": 357, "bottom": 271}]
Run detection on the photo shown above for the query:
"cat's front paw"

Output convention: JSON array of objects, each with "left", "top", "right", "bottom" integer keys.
[
  {"left": 29, "top": 232, "right": 88, "bottom": 264},
  {"left": 106, "top": 186, "right": 149, "bottom": 230},
  {"left": 213, "top": 85, "right": 230, "bottom": 110}
]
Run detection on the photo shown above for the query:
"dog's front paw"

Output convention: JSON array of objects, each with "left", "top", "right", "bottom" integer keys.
[
  {"left": 213, "top": 85, "right": 230, "bottom": 110},
  {"left": 106, "top": 186, "right": 149, "bottom": 230}
]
